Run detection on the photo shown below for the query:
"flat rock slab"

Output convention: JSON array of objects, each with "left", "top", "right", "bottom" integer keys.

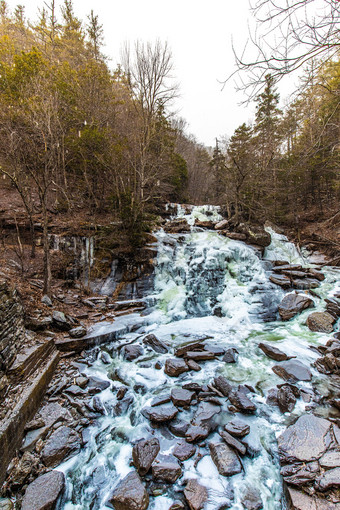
[
  {"left": 287, "top": 487, "right": 340, "bottom": 510},
  {"left": 307, "top": 312, "right": 335, "bottom": 333},
  {"left": 164, "top": 358, "right": 189, "bottom": 377},
  {"left": 132, "top": 437, "right": 160, "bottom": 476},
  {"left": 21, "top": 470, "right": 65, "bottom": 510},
  {"left": 258, "top": 342, "right": 291, "bottom": 362},
  {"left": 152, "top": 455, "right": 182, "bottom": 483},
  {"left": 184, "top": 479, "right": 208, "bottom": 510},
  {"left": 173, "top": 440, "right": 196, "bottom": 461},
  {"left": 41, "top": 425, "right": 81, "bottom": 467},
  {"left": 219, "top": 430, "right": 246, "bottom": 455},
  {"left": 142, "top": 334, "right": 168, "bottom": 354},
  {"left": 315, "top": 467, "right": 340, "bottom": 491},
  {"left": 278, "top": 414, "right": 332, "bottom": 463},
  {"left": 209, "top": 442, "right": 242, "bottom": 476},
  {"left": 142, "top": 403, "right": 178, "bottom": 423},
  {"left": 272, "top": 360, "right": 312, "bottom": 382},
  {"left": 241, "top": 486, "right": 263, "bottom": 510},
  {"left": 171, "top": 388, "right": 195, "bottom": 407},
  {"left": 278, "top": 293, "right": 314, "bottom": 321},
  {"left": 192, "top": 402, "right": 221, "bottom": 429},
  {"left": 225, "top": 419, "right": 250, "bottom": 438},
  {"left": 109, "top": 471, "right": 149, "bottom": 510},
  {"left": 228, "top": 386, "right": 257, "bottom": 414}
]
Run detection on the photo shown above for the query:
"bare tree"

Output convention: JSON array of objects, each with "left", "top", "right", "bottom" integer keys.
[{"left": 227, "top": 0, "right": 340, "bottom": 99}]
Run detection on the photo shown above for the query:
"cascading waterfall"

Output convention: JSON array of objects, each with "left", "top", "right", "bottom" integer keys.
[{"left": 56, "top": 206, "right": 340, "bottom": 510}]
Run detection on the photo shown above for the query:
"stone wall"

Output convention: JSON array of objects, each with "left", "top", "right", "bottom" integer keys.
[{"left": 0, "top": 279, "right": 25, "bottom": 396}]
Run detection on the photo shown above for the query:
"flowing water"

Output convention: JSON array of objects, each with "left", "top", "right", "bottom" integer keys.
[{"left": 57, "top": 205, "right": 340, "bottom": 510}]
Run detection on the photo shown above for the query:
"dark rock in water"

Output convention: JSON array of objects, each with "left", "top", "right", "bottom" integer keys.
[
  {"left": 266, "top": 388, "right": 279, "bottom": 407},
  {"left": 142, "top": 403, "right": 178, "bottom": 423},
  {"left": 192, "top": 402, "right": 221, "bottom": 429},
  {"left": 315, "top": 467, "right": 340, "bottom": 491},
  {"left": 164, "top": 358, "right": 189, "bottom": 377},
  {"left": 213, "top": 376, "right": 232, "bottom": 397},
  {"left": 209, "top": 442, "right": 242, "bottom": 476},
  {"left": 21, "top": 471, "right": 65, "bottom": 510},
  {"left": 223, "top": 348, "right": 239, "bottom": 363},
  {"left": 114, "top": 395, "right": 134, "bottom": 416},
  {"left": 171, "top": 388, "right": 195, "bottom": 407},
  {"left": 240, "top": 433, "right": 262, "bottom": 458},
  {"left": 183, "top": 382, "right": 203, "bottom": 392},
  {"left": 185, "top": 351, "right": 215, "bottom": 361},
  {"left": 143, "top": 334, "right": 168, "bottom": 354},
  {"left": 132, "top": 437, "right": 160, "bottom": 476},
  {"left": 185, "top": 425, "right": 210, "bottom": 443},
  {"left": 258, "top": 342, "right": 291, "bottom": 362},
  {"left": 175, "top": 341, "right": 206, "bottom": 357},
  {"left": 152, "top": 455, "right": 182, "bottom": 483},
  {"left": 287, "top": 487, "right": 335, "bottom": 510},
  {"left": 41, "top": 426, "right": 81, "bottom": 467},
  {"left": 173, "top": 440, "right": 196, "bottom": 461},
  {"left": 21, "top": 426, "right": 49, "bottom": 452},
  {"left": 307, "top": 312, "right": 335, "bottom": 333},
  {"left": 169, "top": 419, "right": 190, "bottom": 437},
  {"left": 269, "top": 274, "right": 291, "bottom": 288},
  {"left": 277, "top": 385, "right": 297, "bottom": 413},
  {"left": 241, "top": 486, "right": 263, "bottom": 510},
  {"left": 206, "top": 344, "right": 226, "bottom": 356},
  {"left": 228, "top": 386, "right": 257, "bottom": 414},
  {"left": 187, "top": 359, "right": 202, "bottom": 371},
  {"left": 87, "top": 376, "right": 110, "bottom": 394},
  {"left": 278, "top": 414, "right": 332, "bottom": 463},
  {"left": 281, "top": 460, "right": 320, "bottom": 486},
  {"left": 151, "top": 394, "right": 171, "bottom": 407},
  {"left": 272, "top": 360, "right": 312, "bottom": 382},
  {"left": 117, "top": 386, "right": 128, "bottom": 400},
  {"left": 155, "top": 361, "right": 162, "bottom": 370},
  {"left": 219, "top": 430, "right": 246, "bottom": 455},
  {"left": 278, "top": 293, "right": 314, "bottom": 321},
  {"left": 69, "top": 326, "right": 87, "bottom": 338},
  {"left": 100, "top": 351, "right": 111, "bottom": 364},
  {"left": 109, "top": 471, "right": 149, "bottom": 510},
  {"left": 225, "top": 419, "right": 250, "bottom": 438},
  {"left": 122, "top": 344, "right": 144, "bottom": 361},
  {"left": 92, "top": 396, "right": 106, "bottom": 415},
  {"left": 184, "top": 479, "right": 208, "bottom": 510},
  {"left": 237, "top": 223, "right": 271, "bottom": 247},
  {"left": 37, "top": 402, "right": 72, "bottom": 427},
  {"left": 64, "top": 384, "right": 85, "bottom": 396}
]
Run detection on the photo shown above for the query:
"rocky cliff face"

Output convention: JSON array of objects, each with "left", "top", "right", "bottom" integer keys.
[{"left": 0, "top": 279, "right": 25, "bottom": 397}]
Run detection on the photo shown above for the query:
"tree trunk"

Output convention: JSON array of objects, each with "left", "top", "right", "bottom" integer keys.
[{"left": 42, "top": 201, "right": 51, "bottom": 297}]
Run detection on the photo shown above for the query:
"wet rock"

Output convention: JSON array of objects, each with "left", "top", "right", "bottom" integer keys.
[
  {"left": 315, "top": 467, "right": 340, "bottom": 491},
  {"left": 142, "top": 403, "right": 178, "bottom": 423},
  {"left": 175, "top": 341, "right": 206, "bottom": 357},
  {"left": 278, "top": 293, "right": 314, "bottom": 321},
  {"left": 185, "top": 351, "right": 215, "bottom": 361},
  {"left": 92, "top": 396, "right": 106, "bottom": 414},
  {"left": 307, "top": 312, "right": 335, "bottom": 333},
  {"left": 187, "top": 359, "right": 201, "bottom": 371},
  {"left": 132, "top": 437, "right": 160, "bottom": 476},
  {"left": 184, "top": 479, "right": 208, "bottom": 510},
  {"left": 21, "top": 471, "right": 65, "bottom": 510},
  {"left": 87, "top": 376, "right": 110, "bottom": 394},
  {"left": 117, "top": 386, "right": 128, "bottom": 400},
  {"left": 52, "top": 310, "right": 72, "bottom": 331},
  {"left": 241, "top": 487, "right": 263, "bottom": 510},
  {"left": 143, "top": 334, "right": 168, "bottom": 354},
  {"left": 76, "top": 376, "right": 88, "bottom": 388},
  {"left": 185, "top": 425, "right": 210, "bottom": 443},
  {"left": 238, "top": 223, "right": 271, "bottom": 247},
  {"left": 281, "top": 461, "right": 320, "bottom": 486},
  {"left": 8, "top": 452, "right": 39, "bottom": 487},
  {"left": 277, "top": 385, "right": 297, "bottom": 413},
  {"left": 164, "top": 358, "right": 189, "bottom": 377},
  {"left": 258, "top": 342, "right": 292, "bottom": 361},
  {"left": 109, "top": 471, "right": 149, "bottom": 510},
  {"left": 183, "top": 382, "right": 203, "bottom": 392},
  {"left": 100, "top": 351, "right": 111, "bottom": 364},
  {"left": 287, "top": 487, "right": 335, "bottom": 510},
  {"left": 21, "top": 426, "right": 49, "bottom": 452},
  {"left": 209, "top": 442, "right": 242, "bottom": 476},
  {"left": 269, "top": 274, "right": 291, "bottom": 288},
  {"left": 36, "top": 402, "right": 72, "bottom": 427},
  {"left": 122, "top": 344, "right": 144, "bottom": 361},
  {"left": 224, "top": 419, "right": 250, "bottom": 438},
  {"left": 41, "top": 426, "right": 81, "bottom": 467},
  {"left": 228, "top": 386, "right": 257, "bottom": 414},
  {"left": 278, "top": 414, "right": 332, "bottom": 463},
  {"left": 319, "top": 450, "right": 340, "bottom": 469},
  {"left": 151, "top": 394, "right": 171, "bottom": 407},
  {"left": 192, "top": 402, "right": 221, "bottom": 429},
  {"left": 169, "top": 419, "right": 190, "bottom": 437},
  {"left": 69, "top": 326, "right": 87, "bottom": 338},
  {"left": 219, "top": 430, "right": 246, "bottom": 455},
  {"left": 152, "top": 455, "right": 182, "bottom": 483},
  {"left": 173, "top": 440, "right": 196, "bottom": 461},
  {"left": 272, "top": 360, "right": 312, "bottom": 382},
  {"left": 155, "top": 361, "right": 162, "bottom": 370},
  {"left": 213, "top": 376, "right": 232, "bottom": 397},
  {"left": 64, "top": 384, "right": 85, "bottom": 396},
  {"left": 171, "top": 388, "right": 195, "bottom": 407},
  {"left": 223, "top": 348, "right": 239, "bottom": 363},
  {"left": 113, "top": 395, "right": 134, "bottom": 416}
]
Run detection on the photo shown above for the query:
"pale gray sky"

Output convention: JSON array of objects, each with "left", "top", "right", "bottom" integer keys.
[{"left": 6, "top": 0, "right": 293, "bottom": 146}]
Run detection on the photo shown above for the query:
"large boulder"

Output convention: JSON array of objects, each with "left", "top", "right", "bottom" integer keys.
[
  {"left": 272, "top": 360, "right": 312, "bottom": 382},
  {"left": 287, "top": 487, "right": 338, "bottom": 510},
  {"left": 41, "top": 426, "right": 81, "bottom": 467},
  {"left": 184, "top": 479, "right": 208, "bottom": 510},
  {"left": 152, "top": 455, "right": 182, "bottom": 483},
  {"left": 307, "top": 312, "right": 335, "bottom": 333},
  {"left": 164, "top": 358, "right": 188, "bottom": 377},
  {"left": 278, "top": 293, "right": 314, "bottom": 321},
  {"left": 224, "top": 419, "right": 250, "bottom": 438},
  {"left": 109, "top": 471, "right": 149, "bottom": 510},
  {"left": 258, "top": 342, "right": 291, "bottom": 362},
  {"left": 132, "top": 438, "right": 160, "bottom": 476},
  {"left": 237, "top": 224, "right": 271, "bottom": 247},
  {"left": 142, "top": 334, "right": 168, "bottom": 354},
  {"left": 209, "top": 442, "right": 242, "bottom": 476},
  {"left": 122, "top": 344, "right": 144, "bottom": 361},
  {"left": 21, "top": 471, "right": 65, "bottom": 510},
  {"left": 142, "top": 403, "right": 178, "bottom": 423},
  {"left": 228, "top": 385, "right": 257, "bottom": 414}
]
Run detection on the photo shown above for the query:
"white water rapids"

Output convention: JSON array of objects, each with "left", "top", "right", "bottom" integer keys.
[{"left": 57, "top": 205, "right": 340, "bottom": 510}]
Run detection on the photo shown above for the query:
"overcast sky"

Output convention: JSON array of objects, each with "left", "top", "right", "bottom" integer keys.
[{"left": 6, "top": 0, "right": 293, "bottom": 146}]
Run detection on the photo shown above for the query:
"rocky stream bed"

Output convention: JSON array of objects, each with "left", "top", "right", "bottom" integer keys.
[{"left": 0, "top": 204, "right": 340, "bottom": 510}]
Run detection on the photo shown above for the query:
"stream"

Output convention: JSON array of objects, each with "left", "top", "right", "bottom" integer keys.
[{"left": 57, "top": 205, "right": 340, "bottom": 510}]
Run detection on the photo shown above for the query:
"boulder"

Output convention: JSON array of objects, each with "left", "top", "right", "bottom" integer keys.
[
  {"left": 152, "top": 455, "right": 182, "bottom": 483},
  {"left": 169, "top": 419, "right": 190, "bottom": 437},
  {"left": 41, "top": 426, "right": 81, "bottom": 467},
  {"left": 287, "top": 487, "right": 338, "bottom": 510},
  {"left": 185, "top": 425, "right": 210, "bottom": 443},
  {"left": 36, "top": 403, "right": 71, "bottom": 427},
  {"left": 69, "top": 326, "right": 87, "bottom": 338},
  {"left": 241, "top": 487, "right": 263, "bottom": 510},
  {"left": 278, "top": 293, "right": 314, "bottom": 321},
  {"left": 173, "top": 440, "right": 196, "bottom": 461},
  {"left": 228, "top": 386, "right": 257, "bottom": 414},
  {"left": 184, "top": 479, "right": 208, "bottom": 510},
  {"left": 142, "top": 403, "right": 178, "bottom": 423},
  {"left": 319, "top": 450, "right": 340, "bottom": 469},
  {"left": 171, "top": 388, "right": 195, "bottom": 407},
  {"left": 272, "top": 360, "right": 312, "bottom": 382},
  {"left": 21, "top": 471, "right": 65, "bottom": 510},
  {"left": 213, "top": 376, "right": 232, "bottom": 397},
  {"left": 307, "top": 312, "right": 335, "bottom": 333},
  {"left": 151, "top": 394, "right": 171, "bottom": 407},
  {"left": 238, "top": 224, "right": 271, "bottom": 247},
  {"left": 269, "top": 274, "right": 291, "bottom": 288},
  {"left": 258, "top": 342, "right": 291, "bottom": 362},
  {"left": 223, "top": 348, "right": 239, "bottom": 363},
  {"left": 192, "top": 401, "right": 221, "bottom": 429},
  {"left": 132, "top": 437, "right": 160, "bottom": 476},
  {"left": 164, "top": 358, "right": 188, "bottom": 377},
  {"left": 224, "top": 419, "right": 250, "bottom": 438},
  {"left": 187, "top": 360, "right": 201, "bottom": 371},
  {"left": 122, "top": 344, "right": 144, "bottom": 361},
  {"left": 109, "top": 471, "right": 149, "bottom": 510},
  {"left": 52, "top": 310, "right": 72, "bottom": 331},
  {"left": 278, "top": 414, "right": 332, "bottom": 463},
  {"left": 87, "top": 376, "right": 110, "bottom": 394},
  {"left": 142, "top": 334, "right": 168, "bottom": 354},
  {"left": 219, "top": 430, "right": 246, "bottom": 455},
  {"left": 315, "top": 467, "right": 340, "bottom": 491},
  {"left": 277, "top": 385, "right": 297, "bottom": 413},
  {"left": 209, "top": 442, "right": 242, "bottom": 476}
]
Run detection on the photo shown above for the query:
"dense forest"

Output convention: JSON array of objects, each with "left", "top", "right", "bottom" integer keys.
[{"left": 0, "top": 0, "right": 339, "bottom": 293}]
